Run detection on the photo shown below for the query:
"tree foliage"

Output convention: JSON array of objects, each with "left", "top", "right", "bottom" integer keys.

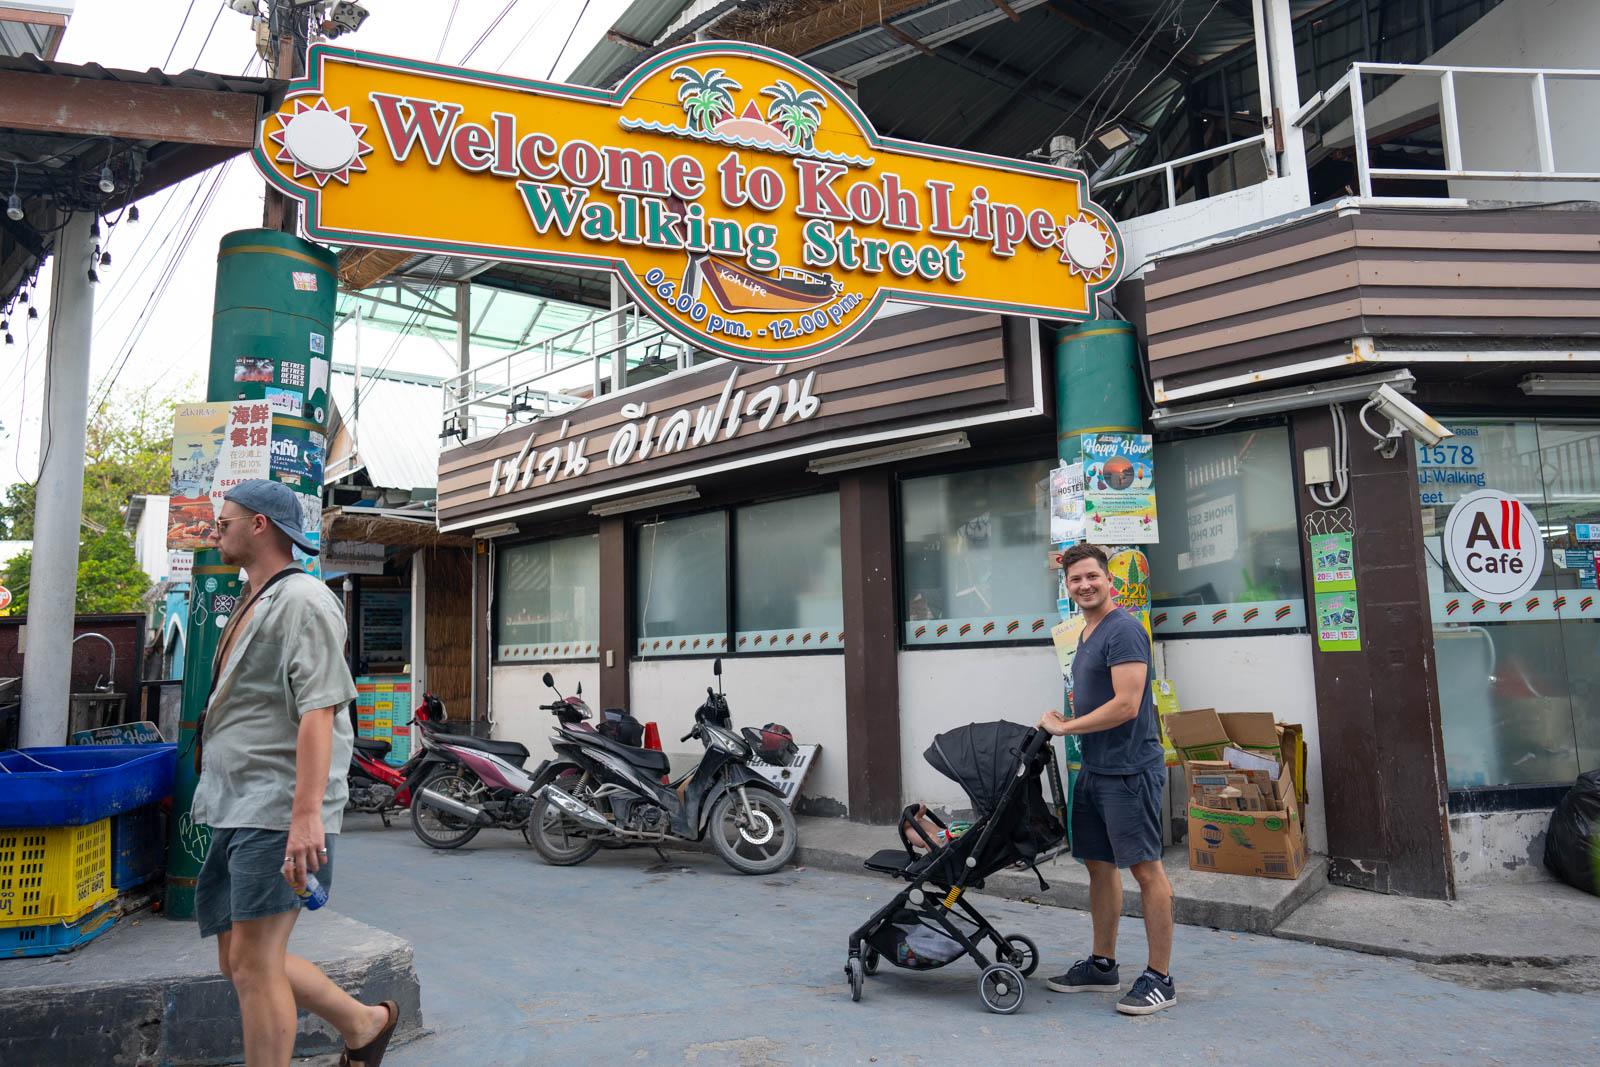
[{"left": 0, "top": 385, "right": 179, "bottom": 614}]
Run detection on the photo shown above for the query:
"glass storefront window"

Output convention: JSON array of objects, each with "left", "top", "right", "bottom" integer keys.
[
  {"left": 900, "top": 460, "right": 1056, "bottom": 645},
  {"left": 735, "top": 493, "right": 843, "bottom": 651},
  {"left": 1147, "top": 427, "right": 1306, "bottom": 635},
  {"left": 636, "top": 511, "right": 728, "bottom": 656},
  {"left": 1425, "top": 419, "right": 1600, "bottom": 789},
  {"left": 495, "top": 534, "right": 599, "bottom": 661}
]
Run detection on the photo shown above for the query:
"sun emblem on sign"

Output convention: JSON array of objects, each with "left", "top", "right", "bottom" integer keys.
[
  {"left": 1058, "top": 211, "right": 1117, "bottom": 283},
  {"left": 267, "top": 98, "right": 373, "bottom": 186}
]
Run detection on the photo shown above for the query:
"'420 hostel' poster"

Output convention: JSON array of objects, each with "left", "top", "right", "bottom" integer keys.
[{"left": 1082, "top": 433, "right": 1157, "bottom": 543}]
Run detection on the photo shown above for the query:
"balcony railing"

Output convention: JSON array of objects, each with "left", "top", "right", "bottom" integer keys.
[
  {"left": 1092, "top": 133, "right": 1272, "bottom": 213},
  {"left": 1294, "top": 62, "right": 1600, "bottom": 197},
  {"left": 440, "top": 302, "right": 694, "bottom": 443}
]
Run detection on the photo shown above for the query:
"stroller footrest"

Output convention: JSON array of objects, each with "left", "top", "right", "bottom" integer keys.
[{"left": 864, "top": 848, "right": 914, "bottom": 875}]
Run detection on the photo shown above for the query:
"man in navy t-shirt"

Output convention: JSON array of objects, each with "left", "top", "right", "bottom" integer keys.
[{"left": 1036, "top": 542, "right": 1176, "bottom": 1015}]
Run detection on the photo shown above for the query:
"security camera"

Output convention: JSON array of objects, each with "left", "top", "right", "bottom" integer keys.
[
  {"left": 226, "top": 0, "right": 259, "bottom": 14},
  {"left": 325, "top": 1, "right": 370, "bottom": 35},
  {"left": 1362, "top": 384, "right": 1454, "bottom": 452}
]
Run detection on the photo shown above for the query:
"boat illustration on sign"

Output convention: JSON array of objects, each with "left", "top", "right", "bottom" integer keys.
[{"left": 692, "top": 255, "right": 841, "bottom": 314}]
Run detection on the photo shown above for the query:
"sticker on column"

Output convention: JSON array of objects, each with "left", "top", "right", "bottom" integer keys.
[
  {"left": 265, "top": 386, "right": 303, "bottom": 416},
  {"left": 310, "top": 332, "right": 326, "bottom": 354},
  {"left": 279, "top": 361, "right": 307, "bottom": 388},
  {"left": 292, "top": 271, "right": 318, "bottom": 292},
  {"left": 1443, "top": 489, "right": 1544, "bottom": 602},
  {"left": 234, "top": 356, "right": 274, "bottom": 383}
]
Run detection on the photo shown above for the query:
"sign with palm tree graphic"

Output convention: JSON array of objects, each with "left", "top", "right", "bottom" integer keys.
[{"left": 255, "top": 41, "right": 1123, "bottom": 363}]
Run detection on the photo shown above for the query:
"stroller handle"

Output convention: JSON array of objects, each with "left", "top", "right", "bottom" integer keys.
[{"left": 1019, "top": 726, "right": 1050, "bottom": 763}]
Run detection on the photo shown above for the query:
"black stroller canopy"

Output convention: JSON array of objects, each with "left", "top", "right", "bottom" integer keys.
[{"left": 924, "top": 720, "right": 1036, "bottom": 817}]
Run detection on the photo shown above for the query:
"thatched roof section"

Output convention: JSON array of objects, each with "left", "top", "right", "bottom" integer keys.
[{"left": 322, "top": 508, "right": 473, "bottom": 549}]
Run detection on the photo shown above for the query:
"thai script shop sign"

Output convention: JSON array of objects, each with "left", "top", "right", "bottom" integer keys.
[{"left": 254, "top": 42, "right": 1123, "bottom": 362}]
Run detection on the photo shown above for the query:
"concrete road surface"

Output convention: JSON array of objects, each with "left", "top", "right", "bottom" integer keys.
[{"left": 312, "top": 818, "right": 1598, "bottom": 1066}]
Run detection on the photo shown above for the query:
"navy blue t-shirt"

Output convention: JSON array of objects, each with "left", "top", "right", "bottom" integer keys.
[{"left": 1072, "top": 607, "right": 1162, "bottom": 774}]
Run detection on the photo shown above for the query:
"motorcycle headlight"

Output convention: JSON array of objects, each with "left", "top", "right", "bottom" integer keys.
[{"left": 706, "top": 727, "right": 750, "bottom": 759}]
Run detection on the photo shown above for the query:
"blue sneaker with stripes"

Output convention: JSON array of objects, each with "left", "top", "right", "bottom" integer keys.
[{"left": 1116, "top": 970, "right": 1176, "bottom": 1015}]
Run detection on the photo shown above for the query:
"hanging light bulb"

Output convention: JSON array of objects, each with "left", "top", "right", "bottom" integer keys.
[
  {"left": 89, "top": 218, "right": 101, "bottom": 239},
  {"left": 5, "top": 193, "right": 21, "bottom": 222},
  {"left": 27, "top": 306, "right": 38, "bottom": 320},
  {"left": 18, "top": 291, "right": 26, "bottom": 304},
  {"left": 100, "top": 250, "right": 111, "bottom": 267},
  {"left": 128, "top": 204, "right": 140, "bottom": 223},
  {"left": 3, "top": 333, "right": 12, "bottom": 346},
  {"left": 86, "top": 268, "right": 100, "bottom": 284},
  {"left": 0, "top": 319, "right": 7, "bottom": 331},
  {"left": 98, "top": 165, "right": 116, "bottom": 194}
]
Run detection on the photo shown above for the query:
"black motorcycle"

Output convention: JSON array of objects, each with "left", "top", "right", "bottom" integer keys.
[{"left": 525, "top": 659, "right": 798, "bottom": 875}]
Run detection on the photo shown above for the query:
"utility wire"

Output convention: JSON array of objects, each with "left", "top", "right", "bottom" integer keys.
[
  {"left": 545, "top": 0, "right": 594, "bottom": 80},
  {"left": 459, "top": 0, "right": 520, "bottom": 66},
  {"left": 161, "top": 0, "right": 201, "bottom": 70},
  {"left": 1089, "top": 0, "right": 1224, "bottom": 143},
  {"left": 435, "top": 0, "right": 461, "bottom": 62}
]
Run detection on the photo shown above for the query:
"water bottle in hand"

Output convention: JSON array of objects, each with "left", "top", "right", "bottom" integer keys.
[{"left": 294, "top": 873, "right": 328, "bottom": 911}]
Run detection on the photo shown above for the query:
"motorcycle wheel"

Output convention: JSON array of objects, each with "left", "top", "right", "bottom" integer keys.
[
  {"left": 410, "top": 772, "right": 483, "bottom": 850},
  {"left": 527, "top": 775, "right": 603, "bottom": 867},
  {"left": 708, "top": 789, "right": 796, "bottom": 875}
]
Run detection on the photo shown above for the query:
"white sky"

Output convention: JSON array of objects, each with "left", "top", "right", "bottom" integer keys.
[{"left": 0, "top": 0, "right": 630, "bottom": 492}]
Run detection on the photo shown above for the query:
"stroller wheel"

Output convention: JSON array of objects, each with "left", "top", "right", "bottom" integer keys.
[
  {"left": 1002, "top": 933, "right": 1039, "bottom": 977},
  {"left": 863, "top": 948, "right": 880, "bottom": 976},
  {"left": 979, "top": 962, "right": 1026, "bottom": 1015},
  {"left": 847, "top": 956, "right": 865, "bottom": 1002}
]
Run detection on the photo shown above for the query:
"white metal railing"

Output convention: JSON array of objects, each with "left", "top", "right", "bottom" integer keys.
[
  {"left": 1092, "top": 133, "right": 1271, "bottom": 211},
  {"left": 441, "top": 302, "right": 693, "bottom": 441},
  {"left": 1294, "top": 62, "right": 1600, "bottom": 198}
]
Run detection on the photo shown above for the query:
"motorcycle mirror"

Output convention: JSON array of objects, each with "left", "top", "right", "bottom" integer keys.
[
  {"left": 713, "top": 657, "right": 722, "bottom": 677},
  {"left": 576, "top": 681, "right": 583, "bottom": 696},
  {"left": 542, "top": 671, "right": 555, "bottom": 688}
]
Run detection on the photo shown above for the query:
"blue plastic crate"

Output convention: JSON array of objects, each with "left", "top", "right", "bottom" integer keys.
[
  {"left": 0, "top": 902, "right": 116, "bottom": 958},
  {"left": 0, "top": 745, "right": 176, "bottom": 827},
  {"left": 110, "top": 806, "right": 166, "bottom": 890}
]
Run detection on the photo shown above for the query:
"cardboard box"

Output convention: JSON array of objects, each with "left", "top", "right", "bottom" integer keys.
[
  {"left": 1218, "top": 712, "right": 1280, "bottom": 753},
  {"left": 1277, "top": 723, "right": 1308, "bottom": 806},
  {"left": 1187, "top": 772, "right": 1307, "bottom": 880},
  {"left": 1164, "top": 709, "right": 1230, "bottom": 762}
]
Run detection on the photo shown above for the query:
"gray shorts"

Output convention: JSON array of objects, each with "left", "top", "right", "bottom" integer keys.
[
  {"left": 196, "top": 827, "right": 336, "bottom": 938},
  {"left": 1071, "top": 768, "right": 1164, "bottom": 868}
]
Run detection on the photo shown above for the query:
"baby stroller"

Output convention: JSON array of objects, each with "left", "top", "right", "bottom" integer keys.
[{"left": 846, "top": 721, "right": 1067, "bottom": 1014}]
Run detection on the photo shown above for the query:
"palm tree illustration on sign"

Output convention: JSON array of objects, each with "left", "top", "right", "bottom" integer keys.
[
  {"left": 760, "top": 79, "right": 827, "bottom": 149},
  {"left": 671, "top": 66, "right": 741, "bottom": 131}
]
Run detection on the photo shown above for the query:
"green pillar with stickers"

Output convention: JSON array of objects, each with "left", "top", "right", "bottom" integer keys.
[
  {"left": 165, "top": 230, "right": 336, "bottom": 919},
  {"left": 1053, "top": 320, "right": 1144, "bottom": 838}
]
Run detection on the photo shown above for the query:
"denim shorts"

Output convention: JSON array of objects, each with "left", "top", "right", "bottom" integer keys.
[
  {"left": 195, "top": 827, "right": 336, "bottom": 938},
  {"left": 1071, "top": 768, "right": 1164, "bottom": 868}
]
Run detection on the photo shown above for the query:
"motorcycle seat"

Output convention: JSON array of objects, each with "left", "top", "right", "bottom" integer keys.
[
  {"left": 431, "top": 732, "right": 531, "bottom": 763},
  {"left": 354, "top": 737, "right": 391, "bottom": 757},
  {"left": 579, "top": 728, "right": 671, "bottom": 776}
]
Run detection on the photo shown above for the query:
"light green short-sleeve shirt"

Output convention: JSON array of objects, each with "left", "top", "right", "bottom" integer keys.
[{"left": 191, "top": 571, "right": 358, "bottom": 833}]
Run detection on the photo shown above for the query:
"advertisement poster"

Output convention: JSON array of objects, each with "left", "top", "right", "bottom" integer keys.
[
  {"left": 1082, "top": 433, "right": 1157, "bottom": 543},
  {"left": 1184, "top": 494, "right": 1237, "bottom": 570},
  {"left": 1315, "top": 590, "right": 1362, "bottom": 652},
  {"left": 1108, "top": 548, "right": 1152, "bottom": 637},
  {"left": 1310, "top": 532, "right": 1356, "bottom": 592},
  {"left": 167, "top": 403, "right": 231, "bottom": 549},
  {"left": 234, "top": 356, "right": 275, "bottom": 383},
  {"left": 1049, "top": 462, "right": 1086, "bottom": 545},
  {"left": 211, "top": 401, "right": 273, "bottom": 517},
  {"left": 1051, "top": 613, "right": 1086, "bottom": 675}
]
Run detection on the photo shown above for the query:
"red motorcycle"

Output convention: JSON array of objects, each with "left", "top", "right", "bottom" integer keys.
[{"left": 345, "top": 693, "right": 449, "bottom": 826}]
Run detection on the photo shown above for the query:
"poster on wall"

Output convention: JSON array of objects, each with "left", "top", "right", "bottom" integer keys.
[
  {"left": 1049, "top": 462, "right": 1085, "bottom": 545},
  {"left": 1442, "top": 489, "right": 1544, "bottom": 602},
  {"left": 1107, "top": 547, "right": 1152, "bottom": 638},
  {"left": 211, "top": 401, "right": 273, "bottom": 517},
  {"left": 1315, "top": 590, "right": 1362, "bottom": 652},
  {"left": 360, "top": 592, "right": 411, "bottom": 664},
  {"left": 1310, "top": 531, "right": 1356, "bottom": 593},
  {"left": 1081, "top": 433, "right": 1157, "bottom": 543},
  {"left": 167, "top": 403, "right": 231, "bottom": 550},
  {"left": 1183, "top": 494, "right": 1237, "bottom": 570}
]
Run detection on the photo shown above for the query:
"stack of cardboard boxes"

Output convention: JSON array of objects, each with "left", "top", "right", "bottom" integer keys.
[{"left": 1163, "top": 709, "right": 1308, "bottom": 880}]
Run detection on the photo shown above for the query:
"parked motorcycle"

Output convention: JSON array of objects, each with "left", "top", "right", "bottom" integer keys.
[
  {"left": 407, "top": 689, "right": 592, "bottom": 849},
  {"left": 525, "top": 659, "right": 798, "bottom": 875},
  {"left": 345, "top": 693, "right": 447, "bottom": 826}
]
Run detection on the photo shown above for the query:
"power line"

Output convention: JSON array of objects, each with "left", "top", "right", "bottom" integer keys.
[
  {"left": 459, "top": 0, "right": 519, "bottom": 66},
  {"left": 545, "top": 0, "right": 594, "bottom": 80},
  {"left": 1089, "top": 0, "right": 1224, "bottom": 143},
  {"left": 435, "top": 0, "right": 461, "bottom": 62},
  {"left": 162, "top": 0, "right": 201, "bottom": 70}
]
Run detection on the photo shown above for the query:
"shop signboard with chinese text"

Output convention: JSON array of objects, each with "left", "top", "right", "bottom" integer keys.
[{"left": 253, "top": 42, "right": 1122, "bottom": 363}]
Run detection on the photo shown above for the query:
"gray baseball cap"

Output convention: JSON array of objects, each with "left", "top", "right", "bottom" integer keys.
[{"left": 224, "top": 478, "right": 318, "bottom": 555}]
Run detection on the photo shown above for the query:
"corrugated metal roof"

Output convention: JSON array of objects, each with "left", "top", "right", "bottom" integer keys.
[
  {"left": 329, "top": 371, "right": 442, "bottom": 491},
  {"left": 568, "top": 0, "right": 702, "bottom": 86},
  {"left": 0, "top": 51, "right": 283, "bottom": 95}
]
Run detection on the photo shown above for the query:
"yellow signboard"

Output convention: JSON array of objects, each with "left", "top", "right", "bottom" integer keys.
[{"left": 256, "top": 42, "right": 1123, "bottom": 362}]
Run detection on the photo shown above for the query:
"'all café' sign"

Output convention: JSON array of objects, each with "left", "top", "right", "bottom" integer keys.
[{"left": 255, "top": 41, "right": 1123, "bottom": 362}]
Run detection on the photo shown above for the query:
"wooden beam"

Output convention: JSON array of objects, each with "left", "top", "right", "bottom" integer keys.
[
  {"left": 880, "top": 21, "right": 935, "bottom": 57},
  {"left": 0, "top": 69, "right": 262, "bottom": 148},
  {"left": 990, "top": 0, "right": 1023, "bottom": 22},
  {"left": 604, "top": 29, "right": 650, "bottom": 51}
]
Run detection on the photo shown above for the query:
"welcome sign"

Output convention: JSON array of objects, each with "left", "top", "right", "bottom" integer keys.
[{"left": 254, "top": 42, "right": 1123, "bottom": 362}]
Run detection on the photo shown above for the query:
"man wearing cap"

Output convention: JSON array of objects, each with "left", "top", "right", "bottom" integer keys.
[{"left": 192, "top": 480, "right": 398, "bottom": 1066}]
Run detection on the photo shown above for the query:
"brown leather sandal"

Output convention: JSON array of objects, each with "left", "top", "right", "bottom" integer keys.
[{"left": 339, "top": 1000, "right": 398, "bottom": 1066}]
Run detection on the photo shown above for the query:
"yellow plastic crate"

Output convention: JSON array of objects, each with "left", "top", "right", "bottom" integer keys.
[{"left": 0, "top": 819, "right": 114, "bottom": 929}]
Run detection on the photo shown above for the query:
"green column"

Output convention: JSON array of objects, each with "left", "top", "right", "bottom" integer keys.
[
  {"left": 1056, "top": 318, "right": 1142, "bottom": 463},
  {"left": 165, "top": 229, "right": 336, "bottom": 919},
  {"left": 1054, "top": 318, "right": 1143, "bottom": 832}
]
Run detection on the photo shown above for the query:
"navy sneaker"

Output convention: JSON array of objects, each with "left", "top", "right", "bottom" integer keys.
[
  {"left": 1045, "top": 957, "right": 1120, "bottom": 993},
  {"left": 1116, "top": 970, "right": 1177, "bottom": 1015}
]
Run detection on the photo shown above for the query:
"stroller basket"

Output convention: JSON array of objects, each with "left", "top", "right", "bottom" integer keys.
[{"left": 844, "top": 722, "right": 1067, "bottom": 1015}]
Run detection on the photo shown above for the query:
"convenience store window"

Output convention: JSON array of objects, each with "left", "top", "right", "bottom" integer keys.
[
  {"left": 1424, "top": 419, "right": 1600, "bottom": 791},
  {"left": 1147, "top": 427, "right": 1307, "bottom": 636},
  {"left": 634, "top": 493, "right": 843, "bottom": 656},
  {"left": 494, "top": 533, "right": 599, "bottom": 661},
  {"left": 899, "top": 459, "right": 1056, "bottom": 646}
]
